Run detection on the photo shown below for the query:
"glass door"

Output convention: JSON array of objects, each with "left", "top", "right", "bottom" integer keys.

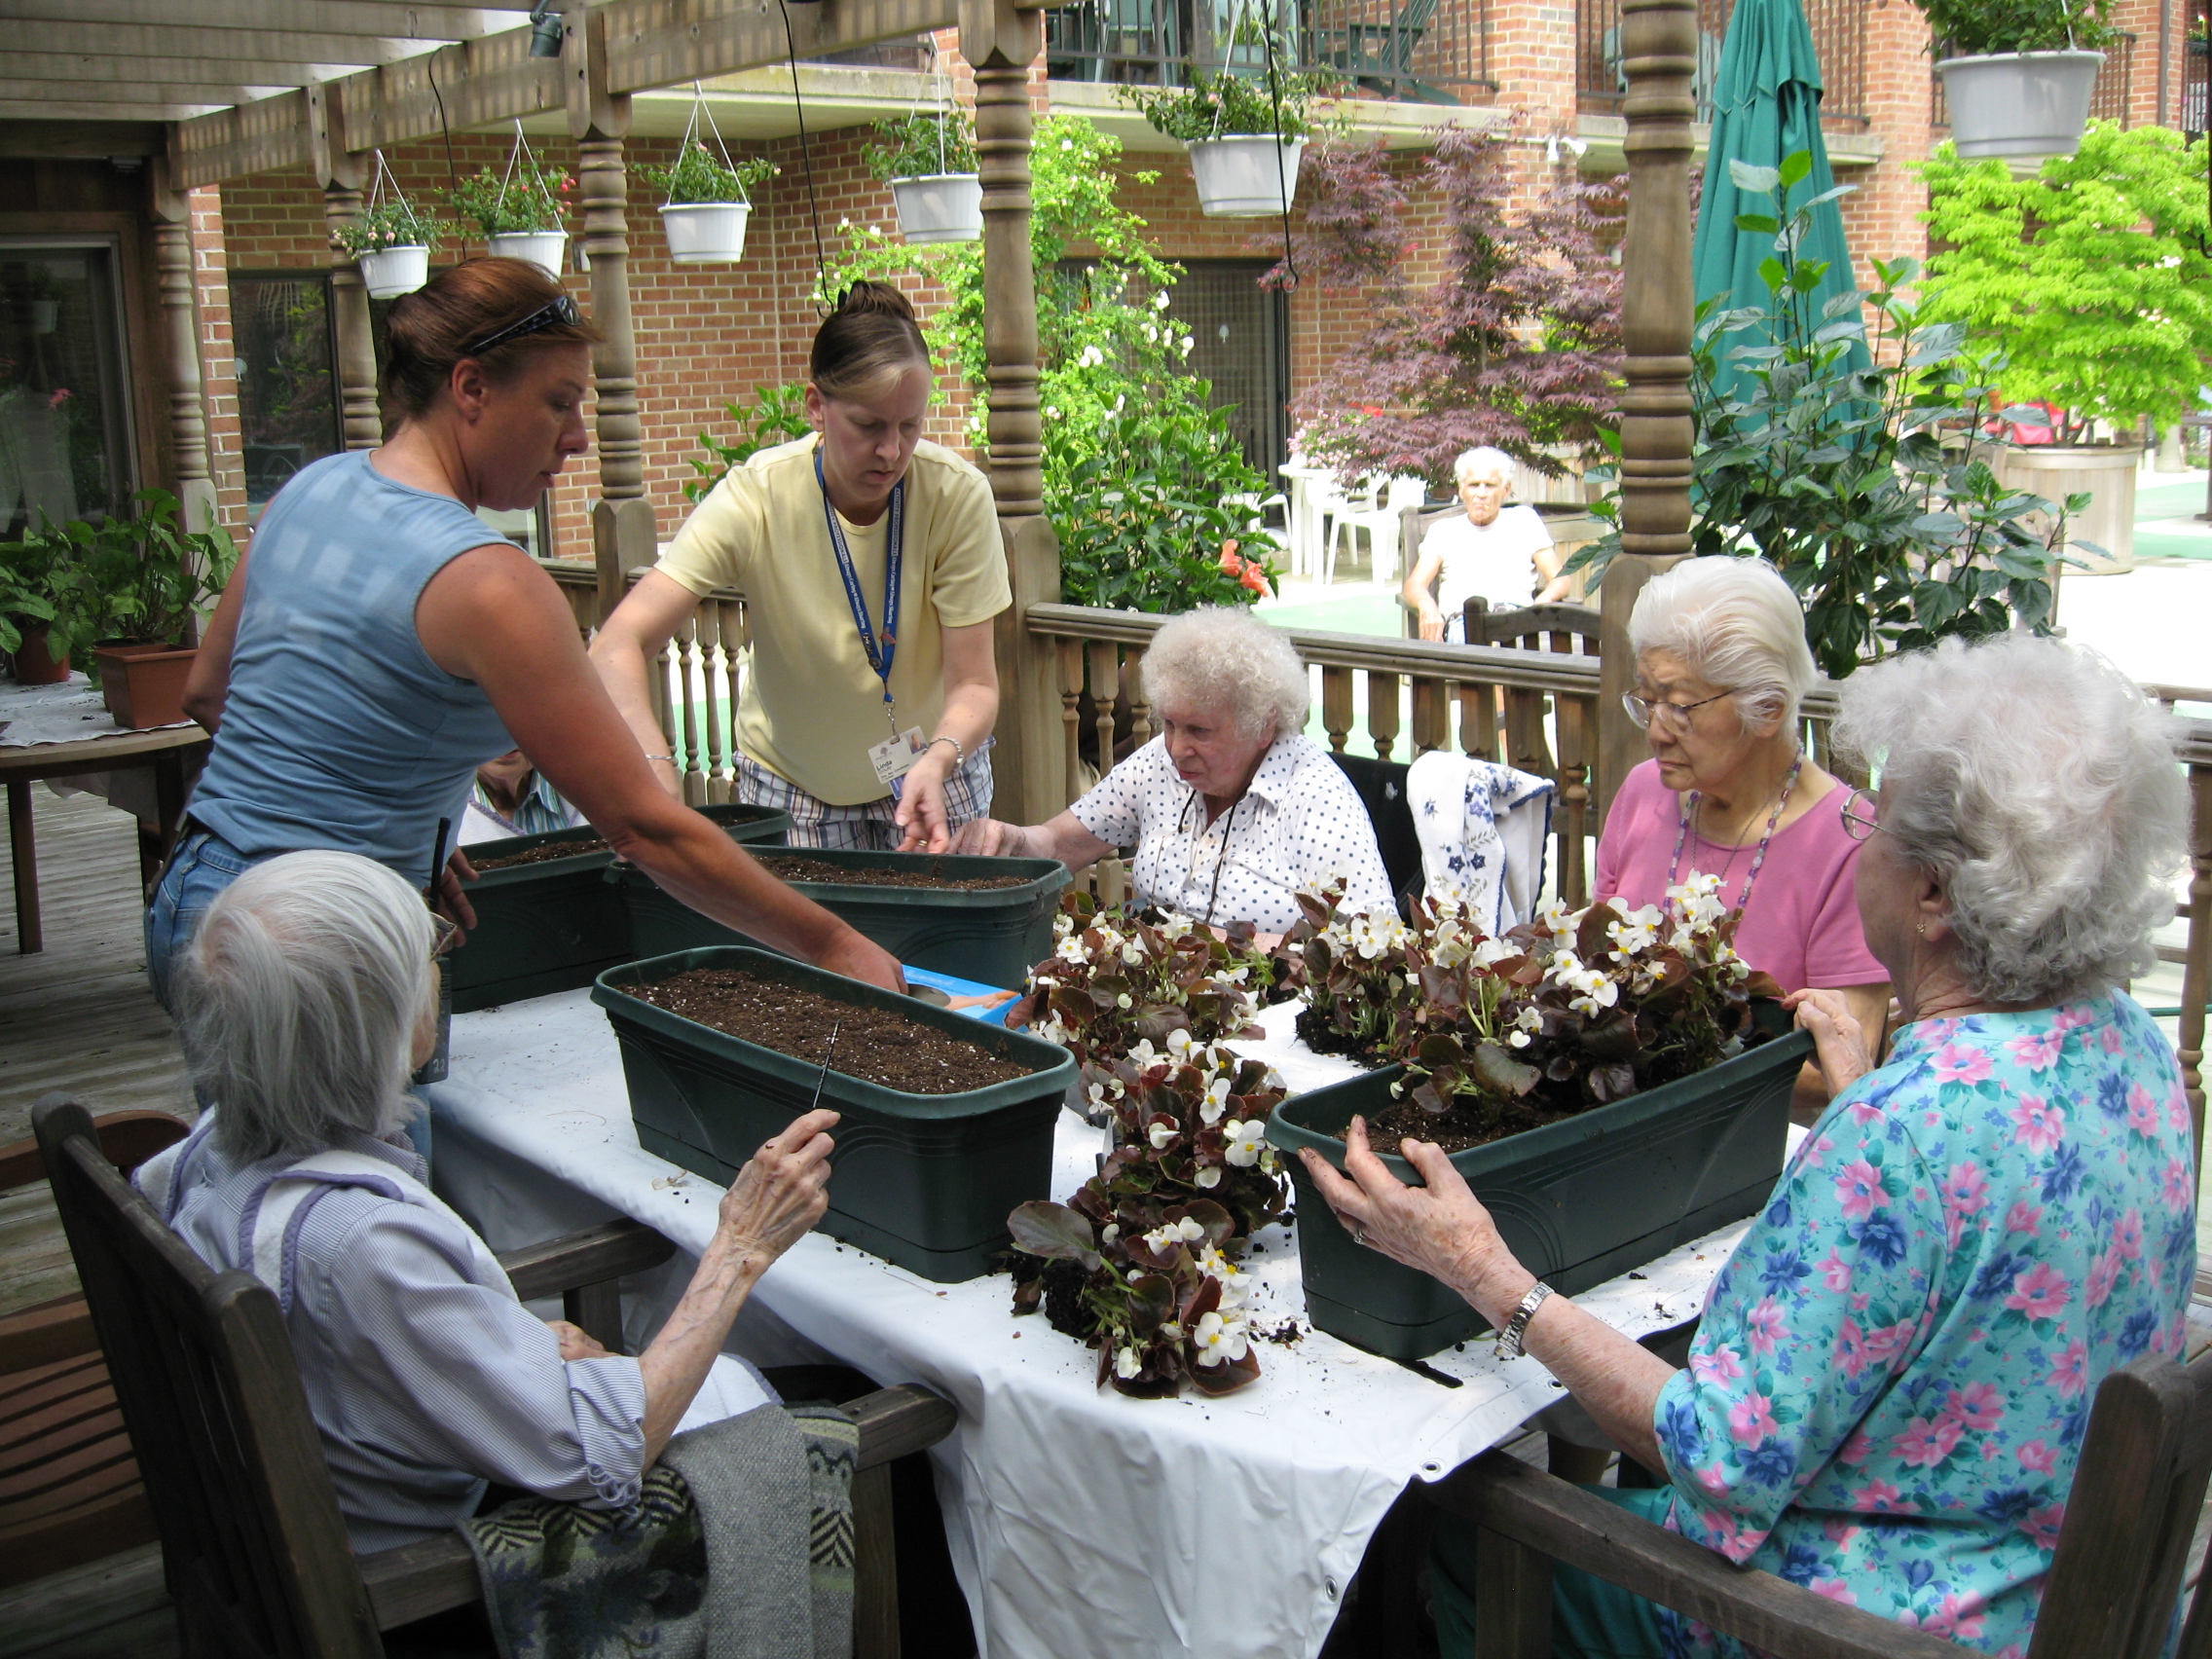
[{"left": 0, "top": 240, "right": 135, "bottom": 535}]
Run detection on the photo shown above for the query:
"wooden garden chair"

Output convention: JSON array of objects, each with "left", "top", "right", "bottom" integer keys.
[
  {"left": 33, "top": 1093, "right": 960, "bottom": 1659},
  {"left": 0, "top": 1106, "right": 188, "bottom": 1589},
  {"left": 1428, "top": 1346, "right": 2212, "bottom": 1658}
]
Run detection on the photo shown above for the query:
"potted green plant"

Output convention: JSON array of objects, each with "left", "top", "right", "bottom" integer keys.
[
  {"left": 640, "top": 143, "right": 775, "bottom": 264},
  {"left": 866, "top": 111, "right": 983, "bottom": 245},
  {"left": 1, "top": 527, "right": 66, "bottom": 682},
  {"left": 1915, "top": 0, "right": 2113, "bottom": 158},
  {"left": 1126, "top": 68, "right": 1324, "bottom": 217},
  {"left": 1920, "top": 122, "right": 2212, "bottom": 573},
  {"left": 332, "top": 195, "right": 445, "bottom": 300},
  {"left": 47, "top": 491, "right": 240, "bottom": 728},
  {"left": 449, "top": 139, "right": 573, "bottom": 277}
]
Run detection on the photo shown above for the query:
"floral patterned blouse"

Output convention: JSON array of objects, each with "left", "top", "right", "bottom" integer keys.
[{"left": 1652, "top": 990, "right": 2195, "bottom": 1657}]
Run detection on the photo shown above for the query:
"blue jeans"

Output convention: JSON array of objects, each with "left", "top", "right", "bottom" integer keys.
[{"left": 145, "top": 830, "right": 435, "bottom": 1162}]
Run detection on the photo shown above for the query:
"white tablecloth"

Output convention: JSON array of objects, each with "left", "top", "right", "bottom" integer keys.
[
  {"left": 425, "top": 991, "right": 1768, "bottom": 1659},
  {"left": 0, "top": 672, "right": 190, "bottom": 748}
]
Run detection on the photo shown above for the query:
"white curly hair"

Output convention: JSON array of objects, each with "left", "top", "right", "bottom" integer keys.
[
  {"left": 1833, "top": 634, "right": 2188, "bottom": 1005},
  {"left": 1138, "top": 608, "right": 1309, "bottom": 742}
]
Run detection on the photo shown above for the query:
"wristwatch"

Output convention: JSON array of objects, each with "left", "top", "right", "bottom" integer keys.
[{"left": 1493, "top": 1281, "right": 1555, "bottom": 1362}]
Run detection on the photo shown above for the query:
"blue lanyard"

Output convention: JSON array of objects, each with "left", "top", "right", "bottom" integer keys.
[{"left": 815, "top": 448, "right": 903, "bottom": 723}]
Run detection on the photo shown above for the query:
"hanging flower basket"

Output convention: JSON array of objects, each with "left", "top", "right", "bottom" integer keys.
[
  {"left": 890, "top": 174, "right": 983, "bottom": 243},
  {"left": 1188, "top": 136, "right": 1306, "bottom": 218},
  {"left": 1936, "top": 51, "right": 2104, "bottom": 159},
  {"left": 659, "top": 203, "right": 753, "bottom": 263},
  {"left": 487, "top": 230, "right": 568, "bottom": 278},
  {"left": 357, "top": 244, "right": 431, "bottom": 299}
]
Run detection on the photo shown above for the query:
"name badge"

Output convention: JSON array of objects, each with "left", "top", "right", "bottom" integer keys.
[{"left": 868, "top": 726, "right": 930, "bottom": 789}]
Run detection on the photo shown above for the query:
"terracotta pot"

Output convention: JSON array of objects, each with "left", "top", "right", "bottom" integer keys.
[
  {"left": 93, "top": 642, "right": 197, "bottom": 729},
  {"left": 10, "top": 622, "right": 69, "bottom": 683}
]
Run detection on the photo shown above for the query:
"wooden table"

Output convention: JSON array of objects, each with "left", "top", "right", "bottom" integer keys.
[{"left": 1, "top": 723, "right": 209, "bottom": 954}]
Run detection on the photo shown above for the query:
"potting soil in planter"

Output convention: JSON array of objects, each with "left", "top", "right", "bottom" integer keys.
[
  {"left": 1267, "top": 1007, "right": 1813, "bottom": 1360},
  {"left": 595, "top": 946, "right": 1076, "bottom": 1281},
  {"left": 448, "top": 802, "right": 792, "bottom": 1012},
  {"left": 618, "top": 846, "right": 1070, "bottom": 989}
]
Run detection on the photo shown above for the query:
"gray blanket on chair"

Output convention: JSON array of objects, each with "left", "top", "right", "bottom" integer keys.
[{"left": 461, "top": 1403, "right": 859, "bottom": 1659}]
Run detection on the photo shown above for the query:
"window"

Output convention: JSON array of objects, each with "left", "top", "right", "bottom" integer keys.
[
  {"left": 1169, "top": 260, "right": 1292, "bottom": 480},
  {"left": 232, "top": 271, "right": 342, "bottom": 518},
  {"left": 0, "top": 240, "right": 134, "bottom": 534}
]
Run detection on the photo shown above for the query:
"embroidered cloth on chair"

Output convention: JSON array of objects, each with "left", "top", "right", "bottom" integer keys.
[
  {"left": 461, "top": 1403, "right": 858, "bottom": 1659},
  {"left": 1406, "top": 751, "right": 1555, "bottom": 933}
]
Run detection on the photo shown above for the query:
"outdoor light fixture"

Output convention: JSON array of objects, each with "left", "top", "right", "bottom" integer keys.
[{"left": 528, "top": 2, "right": 564, "bottom": 57}]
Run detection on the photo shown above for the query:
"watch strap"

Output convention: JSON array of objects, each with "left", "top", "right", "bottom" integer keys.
[{"left": 1493, "top": 1280, "right": 1554, "bottom": 1362}]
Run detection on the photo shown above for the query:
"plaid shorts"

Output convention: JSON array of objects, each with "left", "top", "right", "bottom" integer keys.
[{"left": 733, "top": 741, "right": 996, "bottom": 850}]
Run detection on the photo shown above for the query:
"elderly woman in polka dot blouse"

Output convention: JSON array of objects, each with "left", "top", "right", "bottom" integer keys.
[{"left": 952, "top": 608, "right": 1393, "bottom": 933}]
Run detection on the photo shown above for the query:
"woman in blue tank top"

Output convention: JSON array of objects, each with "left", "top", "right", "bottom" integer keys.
[{"left": 147, "top": 258, "right": 903, "bottom": 1008}]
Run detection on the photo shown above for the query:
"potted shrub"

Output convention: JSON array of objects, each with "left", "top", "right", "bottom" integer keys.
[
  {"left": 1915, "top": 0, "right": 2113, "bottom": 158},
  {"left": 47, "top": 491, "right": 240, "bottom": 728},
  {"left": 593, "top": 946, "right": 1077, "bottom": 1281},
  {"left": 1, "top": 528, "right": 65, "bottom": 683},
  {"left": 332, "top": 195, "right": 444, "bottom": 300},
  {"left": 1262, "top": 878, "right": 1812, "bottom": 1360},
  {"left": 1127, "top": 68, "right": 1324, "bottom": 217},
  {"left": 866, "top": 111, "right": 983, "bottom": 244},
  {"left": 640, "top": 143, "right": 775, "bottom": 264},
  {"left": 449, "top": 144, "right": 573, "bottom": 276},
  {"left": 1919, "top": 122, "right": 2212, "bottom": 575}
]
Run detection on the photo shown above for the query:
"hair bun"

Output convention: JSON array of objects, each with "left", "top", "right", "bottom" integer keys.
[{"left": 834, "top": 279, "right": 918, "bottom": 322}]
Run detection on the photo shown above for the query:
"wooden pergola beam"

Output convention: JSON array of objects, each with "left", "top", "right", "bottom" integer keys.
[
  {"left": 173, "top": 90, "right": 313, "bottom": 184},
  {"left": 10, "top": 22, "right": 455, "bottom": 66},
  {"left": 0, "top": 100, "right": 231, "bottom": 121},
  {"left": 599, "top": 0, "right": 952, "bottom": 95},
  {"left": 0, "top": 78, "right": 285, "bottom": 107},
  {"left": 12, "top": 55, "right": 393, "bottom": 85},
  {"left": 333, "top": 31, "right": 565, "bottom": 154},
  {"left": 0, "top": 0, "right": 510, "bottom": 34}
]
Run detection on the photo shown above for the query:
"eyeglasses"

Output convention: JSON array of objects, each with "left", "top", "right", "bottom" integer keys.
[
  {"left": 1621, "top": 688, "right": 1732, "bottom": 730},
  {"left": 461, "top": 293, "right": 580, "bottom": 358},
  {"left": 428, "top": 911, "right": 461, "bottom": 960},
  {"left": 1840, "top": 788, "right": 1882, "bottom": 843}
]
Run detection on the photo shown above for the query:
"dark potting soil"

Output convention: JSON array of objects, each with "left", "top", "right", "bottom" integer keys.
[
  {"left": 469, "top": 837, "right": 609, "bottom": 870},
  {"left": 626, "top": 966, "right": 1032, "bottom": 1093},
  {"left": 1360, "top": 1091, "right": 1586, "bottom": 1156},
  {"left": 757, "top": 854, "right": 1032, "bottom": 892}
]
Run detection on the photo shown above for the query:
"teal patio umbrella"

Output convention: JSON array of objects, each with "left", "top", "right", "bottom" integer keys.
[{"left": 1690, "top": 0, "right": 1866, "bottom": 407}]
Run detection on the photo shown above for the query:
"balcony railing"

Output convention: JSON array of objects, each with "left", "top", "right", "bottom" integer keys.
[
  {"left": 1576, "top": 0, "right": 1867, "bottom": 125},
  {"left": 1931, "top": 30, "right": 2135, "bottom": 130},
  {"left": 1044, "top": 0, "right": 1493, "bottom": 104},
  {"left": 2185, "top": 36, "right": 2208, "bottom": 134}
]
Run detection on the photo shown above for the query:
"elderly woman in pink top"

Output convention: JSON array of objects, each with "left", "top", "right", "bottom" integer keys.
[{"left": 1596, "top": 557, "right": 1888, "bottom": 1099}]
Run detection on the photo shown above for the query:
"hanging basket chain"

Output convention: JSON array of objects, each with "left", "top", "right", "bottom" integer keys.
[
  {"left": 500, "top": 118, "right": 560, "bottom": 228},
  {"left": 776, "top": 0, "right": 831, "bottom": 311},
  {"left": 681, "top": 81, "right": 749, "bottom": 201}
]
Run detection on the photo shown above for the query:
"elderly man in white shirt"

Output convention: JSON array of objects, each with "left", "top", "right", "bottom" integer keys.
[
  {"left": 1403, "top": 446, "right": 1569, "bottom": 643},
  {"left": 951, "top": 607, "right": 1393, "bottom": 934}
]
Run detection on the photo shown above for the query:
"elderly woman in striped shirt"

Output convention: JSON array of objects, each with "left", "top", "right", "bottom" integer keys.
[{"left": 141, "top": 849, "right": 832, "bottom": 1550}]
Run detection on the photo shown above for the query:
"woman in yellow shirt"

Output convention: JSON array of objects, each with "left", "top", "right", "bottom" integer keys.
[{"left": 591, "top": 283, "right": 1009, "bottom": 851}]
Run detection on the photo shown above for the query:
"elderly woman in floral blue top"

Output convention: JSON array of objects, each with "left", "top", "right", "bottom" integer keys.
[{"left": 1305, "top": 633, "right": 2194, "bottom": 1658}]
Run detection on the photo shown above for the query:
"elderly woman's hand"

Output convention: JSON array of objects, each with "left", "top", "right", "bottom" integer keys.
[
  {"left": 547, "top": 1319, "right": 610, "bottom": 1361},
  {"left": 716, "top": 1108, "right": 839, "bottom": 1270},
  {"left": 1297, "top": 1118, "right": 1533, "bottom": 1329},
  {"left": 1784, "top": 987, "right": 1878, "bottom": 1100},
  {"left": 948, "top": 817, "right": 1026, "bottom": 858}
]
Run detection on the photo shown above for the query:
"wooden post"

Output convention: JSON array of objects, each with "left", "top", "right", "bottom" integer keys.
[
  {"left": 572, "top": 9, "right": 654, "bottom": 623},
  {"left": 148, "top": 157, "right": 217, "bottom": 536},
  {"left": 311, "top": 86, "right": 380, "bottom": 452},
  {"left": 2179, "top": 757, "right": 2212, "bottom": 1165},
  {"left": 965, "top": 0, "right": 1062, "bottom": 824},
  {"left": 1597, "top": 0, "right": 1701, "bottom": 818}
]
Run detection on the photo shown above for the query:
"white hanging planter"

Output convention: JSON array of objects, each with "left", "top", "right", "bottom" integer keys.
[
  {"left": 29, "top": 300, "right": 58, "bottom": 333},
  {"left": 357, "top": 244, "right": 430, "bottom": 300},
  {"left": 890, "top": 174, "right": 983, "bottom": 244},
  {"left": 488, "top": 230, "right": 568, "bottom": 279},
  {"left": 1188, "top": 136, "right": 1306, "bottom": 218},
  {"left": 1936, "top": 51, "right": 2104, "bottom": 159},
  {"left": 660, "top": 203, "right": 753, "bottom": 263}
]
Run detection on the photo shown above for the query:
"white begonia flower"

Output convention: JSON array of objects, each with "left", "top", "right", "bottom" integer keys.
[
  {"left": 838, "top": 216, "right": 852, "bottom": 229},
  {"left": 1142, "top": 1216, "right": 1206, "bottom": 1253},
  {"left": 1473, "top": 936, "right": 1520, "bottom": 969},
  {"left": 1264, "top": 1068, "right": 1286, "bottom": 1091},
  {"left": 1516, "top": 1006, "right": 1544, "bottom": 1032},
  {"left": 1167, "top": 1027, "right": 1195, "bottom": 1054},
  {"left": 1127, "top": 1038, "right": 1160, "bottom": 1069},
  {"left": 1100, "top": 1223, "right": 1120, "bottom": 1244},
  {"left": 1199, "top": 1078, "right": 1233, "bottom": 1125},
  {"left": 1061, "top": 137, "right": 1076, "bottom": 151},
  {"left": 1160, "top": 1320, "right": 1184, "bottom": 1341},
  {"left": 1122, "top": 941, "right": 1144, "bottom": 964},
  {"left": 1154, "top": 290, "right": 1171, "bottom": 310},
  {"left": 1608, "top": 915, "right": 1657, "bottom": 957},
  {"left": 1117, "top": 992, "right": 1133, "bottom": 1010},
  {"left": 1115, "top": 1345, "right": 1142, "bottom": 1379},
  {"left": 1507, "top": 1029, "right": 1532, "bottom": 1048},
  {"left": 1195, "top": 1166, "right": 1222, "bottom": 1188},
  {"left": 1056, "top": 935, "right": 1088, "bottom": 963},
  {"left": 1053, "top": 912, "right": 1074, "bottom": 938},
  {"left": 1147, "top": 1121, "right": 1178, "bottom": 1151},
  {"left": 1222, "top": 1119, "right": 1268, "bottom": 1166},
  {"left": 1191, "top": 1309, "right": 1250, "bottom": 1366}
]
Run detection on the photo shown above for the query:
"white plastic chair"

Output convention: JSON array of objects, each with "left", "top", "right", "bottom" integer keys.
[{"left": 1326, "top": 475, "right": 1428, "bottom": 583}]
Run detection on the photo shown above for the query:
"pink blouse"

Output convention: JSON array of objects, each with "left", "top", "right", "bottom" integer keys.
[{"left": 1594, "top": 759, "right": 1886, "bottom": 991}]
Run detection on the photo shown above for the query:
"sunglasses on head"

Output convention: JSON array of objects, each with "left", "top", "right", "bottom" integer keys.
[{"left": 462, "top": 293, "right": 580, "bottom": 358}]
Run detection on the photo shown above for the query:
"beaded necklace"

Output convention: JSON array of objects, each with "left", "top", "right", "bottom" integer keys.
[{"left": 1667, "top": 753, "right": 1803, "bottom": 913}]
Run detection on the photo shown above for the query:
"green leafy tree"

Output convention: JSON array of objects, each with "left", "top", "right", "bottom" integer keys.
[
  {"left": 800, "top": 114, "right": 1278, "bottom": 610},
  {"left": 1570, "top": 156, "right": 2080, "bottom": 680},
  {"left": 1910, "top": 0, "right": 2114, "bottom": 55},
  {"left": 1917, "top": 122, "right": 2212, "bottom": 442}
]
